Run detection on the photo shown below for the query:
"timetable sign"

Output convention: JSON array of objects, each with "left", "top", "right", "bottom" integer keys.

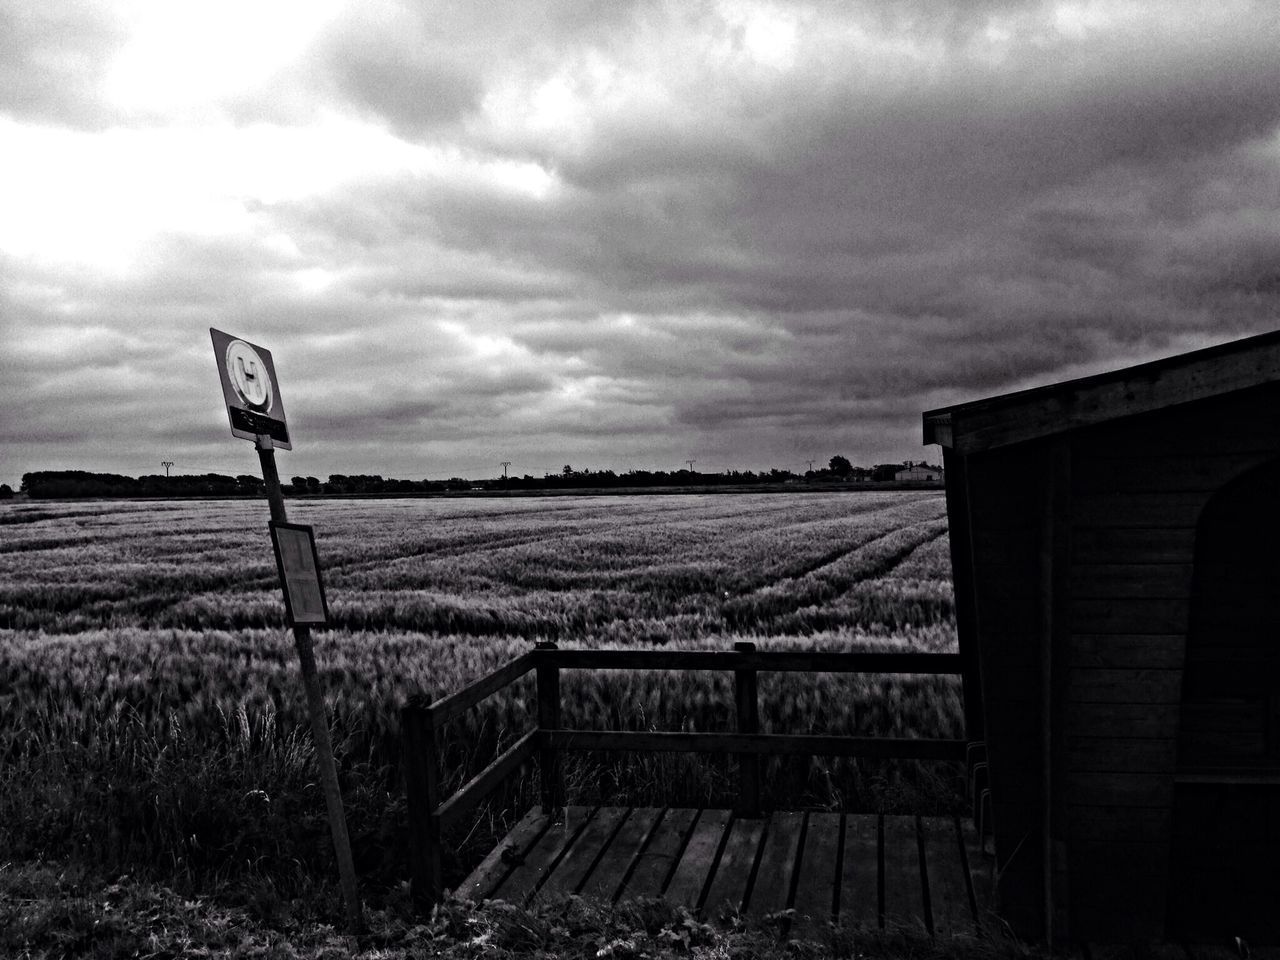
[{"left": 269, "top": 522, "right": 328, "bottom": 626}]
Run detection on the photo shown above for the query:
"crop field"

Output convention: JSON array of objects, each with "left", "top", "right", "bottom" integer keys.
[{"left": 0, "top": 491, "right": 959, "bottom": 896}]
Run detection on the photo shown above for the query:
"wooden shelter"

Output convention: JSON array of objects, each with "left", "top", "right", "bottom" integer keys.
[{"left": 924, "top": 330, "right": 1280, "bottom": 943}]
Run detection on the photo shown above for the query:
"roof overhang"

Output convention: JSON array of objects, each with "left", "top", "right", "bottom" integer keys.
[{"left": 922, "top": 329, "right": 1280, "bottom": 455}]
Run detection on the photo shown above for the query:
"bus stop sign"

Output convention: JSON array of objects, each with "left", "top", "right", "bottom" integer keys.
[{"left": 210, "top": 327, "right": 291, "bottom": 449}]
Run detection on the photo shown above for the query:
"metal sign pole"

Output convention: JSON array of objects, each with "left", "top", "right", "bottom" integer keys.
[{"left": 256, "top": 435, "right": 363, "bottom": 934}]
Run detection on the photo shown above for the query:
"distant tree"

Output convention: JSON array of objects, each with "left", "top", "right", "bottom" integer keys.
[
  {"left": 306, "top": 477, "right": 321, "bottom": 491},
  {"left": 0, "top": 483, "right": 11, "bottom": 499},
  {"left": 563, "top": 465, "right": 574, "bottom": 476},
  {"left": 829, "top": 455, "right": 853, "bottom": 478},
  {"left": 871, "top": 463, "right": 901, "bottom": 482}
]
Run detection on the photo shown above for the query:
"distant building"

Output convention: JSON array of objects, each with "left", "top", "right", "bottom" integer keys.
[{"left": 894, "top": 463, "right": 942, "bottom": 482}]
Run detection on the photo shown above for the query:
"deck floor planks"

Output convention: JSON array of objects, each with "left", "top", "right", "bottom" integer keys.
[
  {"left": 496, "top": 805, "right": 594, "bottom": 904},
  {"left": 920, "top": 816, "right": 974, "bottom": 937},
  {"left": 579, "top": 807, "right": 664, "bottom": 903},
  {"left": 744, "top": 811, "right": 805, "bottom": 917},
  {"left": 789, "top": 813, "right": 841, "bottom": 934},
  {"left": 702, "top": 817, "right": 767, "bottom": 922},
  {"left": 958, "top": 816, "right": 993, "bottom": 922},
  {"left": 838, "top": 813, "right": 879, "bottom": 930},
  {"left": 882, "top": 815, "right": 925, "bottom": 931},
  {"left": 533, "top": 806, "right": 630, "bottom": 903},
  {"left": 457, "top": 808, "right": 549, "bottom": 902},
  {"left": 621, "top": 807, "right": 699, "bottom": 899},
  {"left": 664, "top": 809, "right": 734, "bottom": 909}
]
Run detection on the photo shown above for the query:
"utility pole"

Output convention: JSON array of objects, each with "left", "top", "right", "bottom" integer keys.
[
  {"left": 500, "top": 461, "right": 511, "bottom": 480},
  {"left": 805, "top": 460, "right": 815, "bottom": 473},
  {"left": 686, "top": 459, "right": 696, "bottom": 472},
  {"left": 161, "top": 460, "right": 174, "bottom": 477}
]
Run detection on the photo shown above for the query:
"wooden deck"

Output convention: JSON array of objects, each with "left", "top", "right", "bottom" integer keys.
[{"left": 458, "top": 806, "right": 992, "bottom": 936}]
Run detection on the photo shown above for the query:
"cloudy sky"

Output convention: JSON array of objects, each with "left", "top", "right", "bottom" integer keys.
[{"left": 3, "top": 1, "right": 1279, "bottom": 486}]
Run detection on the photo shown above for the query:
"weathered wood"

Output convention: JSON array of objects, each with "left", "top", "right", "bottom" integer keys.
[
  {"left": 536, "top": 641, "right": 562, "bottom": 813},
  {"left": 837, "top": 813, "right": 879, "bottom": 929},
  {"left": 1066, "top": 772, "right": 1171, "bottom": 807},
  {"left": 923, "top": 330, "right": 1280, "bottom": 455},
  {"left": 943, "top": 448, "right": 985, "bottom": 744},
  {"left": 702, "top": 817, "right": 766, "bottom": 922},
  {"left": 1070, "top": 597, "right": 1189, "bottom": 635},
  {"left": 882, "top": 816, "right": 924, "bottom": 932},
  {"left": 1066, "top": 737, "right": 1176, "bottom": 772},
  {"left": 1066, "top": 668, "right": 1183, "bottom": 705},
  {"left": 1069, "top": 634, "right": 1186, "bottom": 669},
  {"left": 734, "top": 642, "right": 761, "bottom": 816},
  {"left": 428, "top": 651, "right": 537, "bottom": 727},
  {"left": 435, "top": 730, "right": 539, "bottom": 831},
  {"left": 745, "top": 811, "right": 805, "bottom": 917},
  {"left": 664, "top": 809, "right": 732, "bottom": 909},
  {"left": 542, "top": 729, "right": 968, "bottom": 760},
  {"left": 919, "top": 816, "right": 973, "bottom": 937},
  {"left": 1070, "top": 493, "right": 1206, "bottom": 529},
  {"left": 1065, "top": 703, "right": 1179, "bottom": 739},
  {"left": 1070, "top": 528, "right": 1194, "bottom": 566},
  {"left": 533, "top": 806, "right": 629, "bottom": 903},
  {"left": 1066, "top": 805, "right": 1171, "bottom": 842},
  {"left": 458, "top": 808, "right": 549, "bottom": 901},
  {"left": 545, "top": 648, "right": 962, "bottom": 675},
  {"left": 1068, "top": 564, "right": 1193, "bottom": 599},
  {"left": 1071, "top": 451, "right": 1271, "bottom": 495},
  {"left": 401, "top": 701, "right": 443, "bottom": 908},
  {"left": 790, "top": 813, "right": 841, "bottom": 933},
  {"left": 620, "top": 807, "right": 699, "bottom": 898},
  {"left": 579, "top": 807, "right": 664, "bottom": 903},
  {"left": 498, "top": 805, "right": 592, "bottom": 904},
  {"left": 958, "top": 816, "right": 991, "bottom": 922}
]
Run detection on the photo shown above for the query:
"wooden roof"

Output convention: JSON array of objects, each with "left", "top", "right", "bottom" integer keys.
[{"left": 922, "top": 329, "right": 1280, "bottom": 455}]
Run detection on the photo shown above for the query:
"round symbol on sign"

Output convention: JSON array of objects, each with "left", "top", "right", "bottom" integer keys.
[{"left": 225, "top": 340, "right": 273, "bottom": 412}]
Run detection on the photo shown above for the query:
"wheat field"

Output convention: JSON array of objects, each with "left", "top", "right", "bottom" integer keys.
[{"left": 0, "top": 491, "right": 959, "bottom": 892}]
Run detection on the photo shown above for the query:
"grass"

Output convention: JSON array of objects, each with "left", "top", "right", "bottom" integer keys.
[{"left": 0, "top": 491, "right": 963, "bottom": 923}]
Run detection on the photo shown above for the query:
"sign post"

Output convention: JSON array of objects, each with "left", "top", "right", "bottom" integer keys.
[{"left": 211, "top": 329, "right": 363, "bottom": 934}]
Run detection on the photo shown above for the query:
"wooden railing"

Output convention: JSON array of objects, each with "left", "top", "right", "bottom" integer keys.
[{"left": 401, "top": 641, "right": 967, "bottom": 906}]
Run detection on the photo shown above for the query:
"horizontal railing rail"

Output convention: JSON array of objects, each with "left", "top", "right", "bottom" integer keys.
[{"left": 402, "top": 641, "right": 966, "bottom": 907}]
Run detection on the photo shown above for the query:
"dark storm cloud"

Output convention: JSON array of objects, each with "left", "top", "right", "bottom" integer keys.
[{"left": 3, "top": 1, "right": 1280, "bottom": 484}]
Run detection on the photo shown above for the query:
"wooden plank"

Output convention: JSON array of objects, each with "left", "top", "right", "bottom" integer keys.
[
  {"left": 882, "top": 815, "right": 924, "bottom": 931},
  {"left": 1071, "top": 493, "right": 1206, "bottom": 529},
  {"left": 837, "top": 814, "right": 879, "bottom": 930},
  {"left": 532, "top": 806, "right": 629, "bottom": 903},
  {"left": 544, "top": 729, "right": 967, "bottom": 760},
  {"left": 1065, "top": 703, "right": 1179, "bottom": 739},
  {"left": 1069, "top": 634, "right": 1186, "bottom": 669},
  {"left": 458, "top": 808, "right": 549, "bottom": 902},
  {"left": 429, "top": 652, "right": 537, "bottom": 727},
  {"left": 1068, "top": 564, "right": 1192, "bottom": 599},
  {"left": 1066, "top": 772, "right": 1171, "bottom": 807},
  {"left": 702, "top": 817, "right": 767, "bottom": 922},
  {"left": 919, "top": 816, "right": 974, "bottom": 937},
  {"left": 620, "top": 807, "right": 698, "bottom": 899},
  {"left": 790, "top": 812, "right": 841, "bottom": 934},
  {"left": 497, "top": 805, "right": 593, "bottom": 904},
  {"left": 745, "top": 811, "right": 805, "bottom": 917},
  {"left": 663, "top": 809, "right": 732, "bottom": 909},
  {"left": 1071, "top": 451, "right": 1270, "bottom": 494},
  {"left": 1066, "top": 805, "right": 1171, "bottom": 842},
  {"left": 579, "top": 807, "right": 663, "bottom": 903},
  {"left": 958, "top": 817, "right": 992, "bottom": 922},
  {"left": 1066, "top": 668, "right": 1183, "bottom": 705},
  {"left": 1070, "top": 597, "right": 1189, "bottom": 635},
  {"left": 1071, "top": 527, "right": 1194, "bottom": 565},
  {"left": 436, "top": 730, "right": 539, "bottom": 831},
  {"left": 1067, "top": 737, "right": 1177, "bottom": 772}
]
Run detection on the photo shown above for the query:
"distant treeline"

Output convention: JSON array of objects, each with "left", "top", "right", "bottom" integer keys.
[{"left": 18, "top": 459, "right": 940, "bottom": 499}]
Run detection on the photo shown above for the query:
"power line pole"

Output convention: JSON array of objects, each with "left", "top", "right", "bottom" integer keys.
[
  {"left": 805, "top": 460, "right": 815, "bottom": 473},
  {"left": 161, "top": 460, "right": 174, "bottom": 477},
  {"left": 686, "top": 459, "right": 696, "bottom": 472},
  {"left": 500, "top": 461, "right": 511, "bottom": 479}
]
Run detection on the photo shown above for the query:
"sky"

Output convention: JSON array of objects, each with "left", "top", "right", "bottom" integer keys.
[{"left": 3, "top": 0, "right": 1280, "bottom": 486}]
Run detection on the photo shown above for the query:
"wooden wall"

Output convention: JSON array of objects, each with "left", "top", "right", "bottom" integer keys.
[{"left": 957, "top": 381, "right": 1280, "bottom": 941}]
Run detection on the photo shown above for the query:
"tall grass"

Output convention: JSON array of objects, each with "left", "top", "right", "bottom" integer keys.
[{"left": 0, "top": 492, "right": 960, "bottom": 898}]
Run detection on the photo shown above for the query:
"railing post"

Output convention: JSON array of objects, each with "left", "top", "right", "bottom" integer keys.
[
  {"left": 535, "top": 641, "right": 562, "bottom": 813},
  {"left": 734, "top": 641, "right": 761, "bottom": 816},
  {"left": 401, "top": 695, "right": 443, "bottom": 910}
]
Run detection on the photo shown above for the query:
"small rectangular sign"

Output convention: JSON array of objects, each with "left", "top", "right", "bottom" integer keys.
[
  {"left": 269, "top": 522, "right": 328, "bottom": 626},
  {"left": 211, "top": 327, "right": 291, "bottom": 449}
]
